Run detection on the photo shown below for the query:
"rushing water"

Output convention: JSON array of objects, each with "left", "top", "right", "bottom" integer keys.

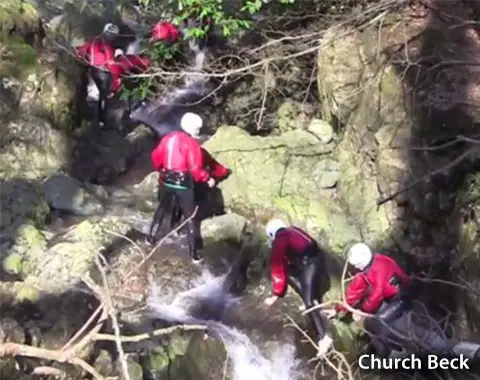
[{"left": 148, "top": 269, "right": 302, "bottom": 380}]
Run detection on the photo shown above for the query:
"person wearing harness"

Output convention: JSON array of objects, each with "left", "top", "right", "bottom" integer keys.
[
  {"left": 263, "top": 219, "right": 333, "bottom": 356},
  {"left": 146, "top": 112, "right": 229, "bottom": 263},
  {"left": 324, "top": 243, "right": 411, "bottom": 356},
  {"left": 76, "top": 23, "right": 152, "bottom": 128},
  {"left": 76, "top": 23, "right": 119, "bottom": 128}
]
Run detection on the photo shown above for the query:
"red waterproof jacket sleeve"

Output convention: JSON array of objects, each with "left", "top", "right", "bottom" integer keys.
[
  {"left": 151, "top": 140, "right": 165, "bottom": 171},
  {"left": 202, "top": 148, "right": 229, "bottom": 180},
  {"left": 186, "top": 138, "right": 210, "bottom": 183},
  {"left": 336, "top": 274, "right": 369, "bottom": 313},
  {"left": 76, "top": 41, "right": 91, "bottom": 59},
  {"left": 117, "top": 55, "right": 152, "bottom": 73},
  {"left": 360, "top": 269, "right": 388, "bottom": 313},
  {"left": 270, "top": 236, "right": 288, "bottom": 297}
]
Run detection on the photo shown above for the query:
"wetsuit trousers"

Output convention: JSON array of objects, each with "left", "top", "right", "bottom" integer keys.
[
  {"left": 147, "top": 184, "right": 202, "bottom": 258},
  {"left": 90, "top": 67, "right": 113, "bottom": 127},
  {"left": 288, "top": 257, "right": 329, "bottom": 342}
]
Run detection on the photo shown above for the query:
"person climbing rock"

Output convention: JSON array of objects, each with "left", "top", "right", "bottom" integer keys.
[
  {"left": 324, "top": 243, "right": 411, "bottom": 356},
  {"left": 146, "top": 112, "right": 230, "bottom": 263},
  {"left": 76, "top": 23, "right": 151, "bottom": 128},
  {"left": 263, "top": 219, "right": 333, "bottom": 356}
]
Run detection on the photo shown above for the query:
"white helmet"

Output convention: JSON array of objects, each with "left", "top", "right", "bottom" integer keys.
[
  {"left": 114, "top": 48, "right": 124, "bottom": 58},
  {"left": 103, "top": 23, "right": 120, "bottom": 37},
  {"left": 266, "top": 219, "right": 287, "bottom": 241},
  {"left": 180, "top": 112, "right": 203, "bottom": 138},
  {"left": 347, "top": 243, "right": 373, "bottom": 270}
]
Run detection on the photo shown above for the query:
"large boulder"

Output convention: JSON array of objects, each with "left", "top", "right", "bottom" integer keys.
[
  {"left": 43, "top": 173, "right": 105, "bottom": 216},
  {"left": 0, "top": 116, "right": 69, "bottom": 180},
  {"left": 2, "top": 216, "right": 131, "bottom": 294},
  {"left": 203, "top": 126, "right": 361, "bottom": 253},
  {"left": 0, "top": 179, "right": 50, "bottom": 241},
  {"left": 318, "top": 23, "right": 420, "bottom": 245}
]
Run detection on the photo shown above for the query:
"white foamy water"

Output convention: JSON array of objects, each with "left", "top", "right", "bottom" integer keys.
[{"left": 148, "top": 269, "right": 301, "bottom": 380}]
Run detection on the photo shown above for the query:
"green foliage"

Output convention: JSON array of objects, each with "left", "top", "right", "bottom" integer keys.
[
  {"left": 132, "top": 0, "right": 296, "bottom": 38},
  {"left": 119, "top": 0, "right": 295, "bottom": 101}
]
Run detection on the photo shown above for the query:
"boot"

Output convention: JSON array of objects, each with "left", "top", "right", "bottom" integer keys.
[
  {"left": 145, "top": 235, "right": 156, "bottom": 246},
  {"left": 190, "top": 237, "right": 203, "bottom": 264},
  {"left": 190, "top": 246, "right": 203, "bottom": 264}
]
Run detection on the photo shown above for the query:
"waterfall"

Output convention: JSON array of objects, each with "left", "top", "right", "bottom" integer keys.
[{"left": 148, "top": 269, "right": 301, "bottom": 380}]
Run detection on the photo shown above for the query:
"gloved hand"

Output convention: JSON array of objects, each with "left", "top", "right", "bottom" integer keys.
[{"left": 207, "top": 177, "right": 216, "bottom": 188}]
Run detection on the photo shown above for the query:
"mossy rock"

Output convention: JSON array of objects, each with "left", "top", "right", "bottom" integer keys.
[
  {"left": 21, "top": 216, "right": 131, "bottom": 294},
  {"left": 0, "top": 36, "right": 39, "bottom": 80},
  {"left": 0, "top": 179, "right": 50, "bottom": 236},
  {"left": 203, "top": 126, "right": 361, "bottom": 254},
  {"left": 170, "top": 332, "right": 226, "bottom": 380},
  {"left": 0, "top": 0, "right": 39, "bottom": 36},
  {"left": 318, "top": 25, "right": 414, "bottom": 245},
  {"left": 275, "top": 100, "right": 315, "bottom": 133}
]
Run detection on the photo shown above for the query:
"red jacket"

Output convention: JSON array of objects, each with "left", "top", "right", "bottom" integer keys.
[
  {"left": 108, "top": 54, "right": 151, "bottom": 94},
  {"left": 336, "top": 254, "right": 409, "bottom": 314},
  {"left": 77, "top": 38, "right": 151, "bottom": 96},
  {"left": 76, "top": 37, "right": 115, "bottom": 67},
  {"left": 151, "top": 21, "right": 181, "bottom": 44},
  {"left": 202, "top": 148, "right": 230, "bottom": 181},
  {"left": 151, "top": 131, "right": 211, "bottom": 183},
  {"left": 270, "top": 227, "right": 317, "bottom": 297}
]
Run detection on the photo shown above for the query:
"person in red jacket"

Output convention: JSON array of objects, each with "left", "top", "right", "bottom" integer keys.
[
  {"left": 76, "top": 23, "right": 151, "bottom": 128},
  {"left": 263, "top": 219, "right": 332, "bottom": 357},
  {"left": 322, "top": 243, "right": 410, "bottom": 357},
  {"left": 326, "top": 243, "right": 410, "bottom": 321},
  {"left": 146, "top": 112, "right": 230, "bottom": 263}
]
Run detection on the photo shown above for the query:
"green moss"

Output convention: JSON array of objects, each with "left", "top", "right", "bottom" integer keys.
[
  {"left": 0, "top": 36, "right": 39, "bottom": 80},
  {"left": 0, "top": 1, "right": 39, "bottom": 35},
  {"left": 168, "top": 332, "right": 190, "bottom": 359},
  {"left": 14, "top": 283, "right": 41, "bottom": 302},
  {"left": 147, "top": 347, "right": 170, "bottom": 373},
  {"left": 335, "top": 133, "right": 391, "bottom": 245},
  {"left": 458, "top": 173, "right": 480, "bottom": 204},
  {"left": 2, "top": 253, "right": 23, "bottom": 275}
]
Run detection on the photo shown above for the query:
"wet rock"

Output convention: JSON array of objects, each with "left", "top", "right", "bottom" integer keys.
[
  {"left": 43, "top": 173, "right": 105, "bottom": 216},
  {"left": 203, "top": 126, "right": 360, "bottom": 253},
  {"left": 318, "top": 24, "right": 416, "bottom": 244},
  {"left": 201, "top": 213, "right": 249, "bottom": 245},
  {"left": 276, "top": 100, "right": 315, "bottom": 133},
  {"left": 312, "top": 159, "right": 340, "bottom": 189},
  {"left": 0, "top": 179, "right": 50, "bottom": 239},
  {"left": 123, "top": 355, "right": 143, "bottom": 380},
  {"left": 0, "top": 116, "right": 69, "bottom": 181},
  {"left": 2, "top": 222, "right": 47, "bottom": 277},
  {"left": 0, "top": 317, "right": 25, "bottom": 344},
  {"left": 307, "top": 119, "right": 334, "bottom": 144},
  {"left": 18, "top": 216, "right": 131, "bottom": 294},
  {"left": 133, "top": 171, "right": 159, "bottom": 201},
  {"left": 93, "top": 350, "right": 115, "bottom": 377},
  {"left": 169, "top": 331, "right": 226, "bottom": 380},
  {"left": 0, "top": 281, "right": 41, "bottom": 304}
]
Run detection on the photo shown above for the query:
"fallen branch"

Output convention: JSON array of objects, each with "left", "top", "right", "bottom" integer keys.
[
  {"left": 94, "top": 324, "right": 207, "bottom": 343},
  {"left": 95, "top": 255, "right": 131, "bottom": 380},
  {"left": 0, "top": 343, "right": 104, "bottom": 380}
]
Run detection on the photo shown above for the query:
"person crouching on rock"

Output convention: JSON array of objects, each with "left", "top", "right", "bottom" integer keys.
[
  {"left": 263, "top": 219, "right": 333, "bottom": 356},
  {"left": 146, "top": 112, "right": 225, "bottom": 263},
  {"left": 323, "top": 243, "right": 411, "bottom": 357}
]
